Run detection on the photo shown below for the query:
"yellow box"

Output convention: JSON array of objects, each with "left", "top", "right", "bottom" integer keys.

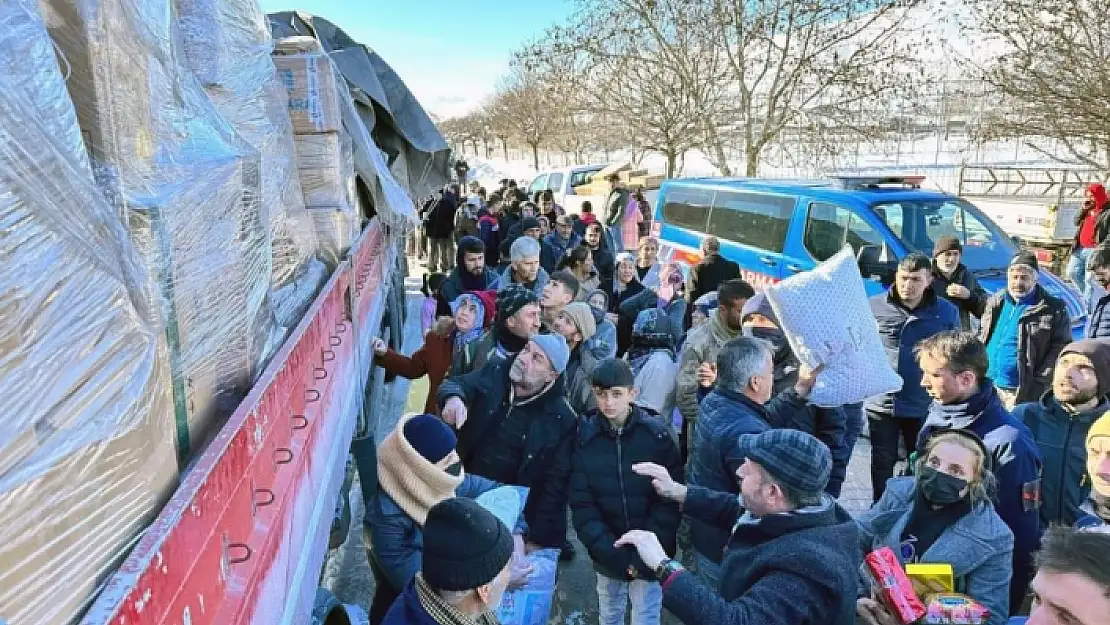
[{"left": 906, "top": 563, "right": 955, "bottom": 594}]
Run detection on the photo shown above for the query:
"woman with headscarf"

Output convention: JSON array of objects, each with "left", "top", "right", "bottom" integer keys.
[
  {"left": 855, "top": 429, "right": 1013, "bottom": 625},
  {"left": 598, "top": 252, "right": 645, "bottom": 317},
  {"left": 626, "top": 309, "right": 679, "bottom": 424},
  {"left": 372, "top": 292, "right": 494, "bottom": 415},
  {"left": 586, "top": 289, "right": 619, "bottom": 360},
  {"left": 367, "top": 414, "right": 528, "bottom": 624}
]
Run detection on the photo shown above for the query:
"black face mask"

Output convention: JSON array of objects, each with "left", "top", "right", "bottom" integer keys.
[
  {"left": 918, "top": 466, "right": 968, "bottom": 506},
  {"left": 444, "top": 462, "right": 462, "bottom": 476}
]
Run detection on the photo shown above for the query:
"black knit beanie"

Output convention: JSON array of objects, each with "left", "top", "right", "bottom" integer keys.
[
  {"left": 1009, "top": 250, "right": 1039, "bottom": 272},
  {"left": 933, "top": 235, "right": 962, "bottom": 258},
  {"left": 496, "top": 284, "right": 539, "bottom": 321},
  {"left": 422, "top": 497, "right": 514, "bottom": 591}
]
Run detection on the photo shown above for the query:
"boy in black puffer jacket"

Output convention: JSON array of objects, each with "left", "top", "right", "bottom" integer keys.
[{"left": 570, "top": 359, "right": 683, "bottom": 625}]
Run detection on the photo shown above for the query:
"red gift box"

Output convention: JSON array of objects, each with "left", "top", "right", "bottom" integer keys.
[{"left": 865, "top": 547, "right": 927, "bottom": 624}]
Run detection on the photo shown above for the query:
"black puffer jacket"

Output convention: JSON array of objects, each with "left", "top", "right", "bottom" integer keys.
[
  {"left": 931, "top": 263, "right": 989, "bottom": 330},
  {"left": 424, "top": 193, "right": 458, "bottom": 239},
  {"left": 570, "top": 407, "right": 683, "bottom": 579},
  {"left": 437, "top": 357, "right": 578, "bottom": 548},
  {"left": 979, "top": 285, "right": 1072, "bottom": 404}
]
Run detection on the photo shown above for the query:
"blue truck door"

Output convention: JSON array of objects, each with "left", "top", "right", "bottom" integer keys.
[{"left": 783, "top": 200, "right": 893, "bottom": 297}]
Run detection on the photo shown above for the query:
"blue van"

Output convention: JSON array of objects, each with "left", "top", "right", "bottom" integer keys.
[{"left": 652, "top": 175, "right": 1087, "bottom": 338}]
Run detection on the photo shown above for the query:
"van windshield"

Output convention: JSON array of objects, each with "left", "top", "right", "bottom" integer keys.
[{"left": 872, "top": 198, "right": 1016, "bottom": 273}]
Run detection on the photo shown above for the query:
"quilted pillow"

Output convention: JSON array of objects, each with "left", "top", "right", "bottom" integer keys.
[{"left": 764, "top": 247, "right": 902, "bottom": 406}]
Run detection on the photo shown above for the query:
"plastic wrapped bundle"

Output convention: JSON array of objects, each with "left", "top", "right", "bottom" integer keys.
[
  {"left": 0, "top": 5, "right": 177, "bottom": 622},
  {"left": 41, "top": 0, "right": 276, "bottom": 458},
  {"left": 175, "top": 0, "right": 321, "bottom": 333}
]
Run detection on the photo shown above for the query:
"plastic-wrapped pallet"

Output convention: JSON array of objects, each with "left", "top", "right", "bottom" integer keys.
[
  {"left": 764, "top": 247, "right": 903, "bottom": 407},
  {"left": 174, "top": 0, "right": 322, "bottom": 339},
  {"left": 0, "top": 4, "right": 177, "bottom": 623},
  {"left": 40, "top": 0, "right": 276, "bottom": 458},
  {"left": 274, "top": 35, "right": 360, "bottom": 267}
]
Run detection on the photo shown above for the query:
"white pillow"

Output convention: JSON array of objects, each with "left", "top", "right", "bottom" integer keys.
[{"left": 764, "top": 247, "right": 902, "bottom": 406}]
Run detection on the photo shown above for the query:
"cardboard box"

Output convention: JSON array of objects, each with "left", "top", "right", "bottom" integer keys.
[
  {"left": 272, "top": 47, "right": 342, "bottom": 134},
  {"left": 0, "top": 400, "right": 178, "bottom": 625},
  {"left": 295, "top": 133, "right": 347, "bottom": 206},
  {"left": 306, "top": 205, "right": 358, "bottom": 268},
  {"left": 596, "top": 161, "right": 632, "bottom": 180},
  {"left": 39, "top": 0, "right": 158, "bottom": 173}
]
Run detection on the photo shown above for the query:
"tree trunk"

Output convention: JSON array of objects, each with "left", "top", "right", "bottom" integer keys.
[
  {"left": 530, "top": 142, "right": 540, "bottom": 170},
  {"left": 500, "top": 137, "right": 508, "bottom": 161},
  {"left": 745, "top": 144, "right": 761, "bottom": 177},
  {"left": 483, "top": 137, "right": 491, "bottom": 158},
  {"left": 665, "top": 151, "right": 677, "bottom": 178}
]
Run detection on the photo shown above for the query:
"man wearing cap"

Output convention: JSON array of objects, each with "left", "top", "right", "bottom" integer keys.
[
  {"left": 554, "top": 301, "right": 600, "bottom": 414},
  {"left": 438, "top": 335, "right": 578, "bottom": 555},
  {"left": 618, "top": 429, "right": 861, "bottom": 625},
  {"left": 457, "top": 285, "right": 541, "bottom": 376},
  {"left": 1077, "top": 413, "right": 1110, "bottom": 530},
  {"left": 383, "top": 497, "right": 513, "bottom": 625},
  {"left": 1013, "top": 340, "right": 1110, "bottom": 527},
  {"left": 540, "top": 270, "right": 579, "bottom": 333},
  {"left": 540, "top": 214, "right": 582, "bottom": 274},
  {"left": 441, "top": 236, "right": 500, "bottom": 304},
  {"left": 931, "top": 235, "right": 988, "bottom": 330},
  {"left": 686, "top": 236, "right": 740, "bottom": 327},
  {"left": 980, "top": 250, "right": 1071, "bottom": 408},
  {"left": 495, "top": 236, "right": 549, "bottom": 300}
]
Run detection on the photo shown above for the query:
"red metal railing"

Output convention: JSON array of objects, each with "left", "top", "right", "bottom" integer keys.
[{"left": 83, "top": 222, "right": 388, "bottom": 625}]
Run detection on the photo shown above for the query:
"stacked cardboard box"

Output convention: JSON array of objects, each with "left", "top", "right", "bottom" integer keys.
[
  {"left": 0, "top": 3, "right": 177, "bottom": 624},
  {"left": 274, "top": 36, "right": 359, "bottom": 267},
  {"left": 572, "top": 162, "right": 665, "bottom": 195},
  {"left": 41, "top": 0, "right": 273, "bottom": 457}
]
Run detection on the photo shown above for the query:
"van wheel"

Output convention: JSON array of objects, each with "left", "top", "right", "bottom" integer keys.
[{"left": 312, "top": 588, "right": 369, "bottom": 625}]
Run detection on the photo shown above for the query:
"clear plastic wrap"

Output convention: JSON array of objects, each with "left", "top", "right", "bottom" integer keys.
[
  {"left": 274, "top": 36, "right": 361, "bottom": 266},
  {"left": 0, "top": 3, "right": 177, "bottom": 623},
  {"left": 175, "top": 0, "right": 321, "bottom": 335},
  {"left": 40, "top": 0, "right": 276, "bottom": 456}
]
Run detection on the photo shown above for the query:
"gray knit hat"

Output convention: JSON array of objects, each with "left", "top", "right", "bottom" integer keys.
[
  {"left": 738, "top": 429, "right": 831, "bottom": 496},
  {"left": 562, "top": 302, "right": 597, "bottom": 342}
]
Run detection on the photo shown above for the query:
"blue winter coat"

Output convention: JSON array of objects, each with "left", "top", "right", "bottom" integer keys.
[
  {"left": 663, "top": 489, "right": 861, "bottom": 625},
  {"left": 687, "top": 386, "right": 810, "bottom": 563},
  {"left": 918, "top": 381, "right": 1044, "bottom": 613},
  {"left": 868, "top": 287, "right": 960, "bottom": 418},
  {"left": 366, "top": 474, "right": 504, "bottom": 592},
  {"left": 1087, "top": 290, "right": 1110, "bottom": 339},
  {"left": 856, "top": 478, "right": 1014, "bottom": 625},
  {"left": 1012, "top": 393, "right": 1106, "bottom": 527}
]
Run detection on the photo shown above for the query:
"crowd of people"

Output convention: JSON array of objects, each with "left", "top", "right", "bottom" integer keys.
[{"left": 367, "top": 174, "right": 1110, "bottom": 625}]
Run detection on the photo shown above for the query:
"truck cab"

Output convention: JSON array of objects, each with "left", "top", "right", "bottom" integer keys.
[
  {"left": 528, "top": 164, "right": 606, "bottom": 207},
  {"left": 652, "top": 175, "right": 1088, "bottom": 338}
]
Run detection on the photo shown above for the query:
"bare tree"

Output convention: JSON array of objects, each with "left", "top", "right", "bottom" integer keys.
[
  {"left": 486, "top": 64, "right": 564, "bottom": 170},
  {"left": 964, "top": 0, "right": 1110, "bottom": 168}
]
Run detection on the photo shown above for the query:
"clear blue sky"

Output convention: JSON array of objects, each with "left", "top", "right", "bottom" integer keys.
[{"left": 259, "top": 0, "right": 574, "bottom": 119}]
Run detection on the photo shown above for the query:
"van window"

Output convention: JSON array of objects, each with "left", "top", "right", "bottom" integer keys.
[
  {"left": 874, "top": 199, "right": 1015, "bottom": 271},
  {"left": 661, "top": 186, "right": 714, "bottom": 233},
  {"left": 709, "top": 190, "right": 794, "bottom": 253},
  {"left": 569, "top": 168, "right": 602, "bottom": 189},
  {"left": 804, "top": 203, "right": 885, "bottom": 261},
  {"left": 548, "top": 173, "right": 564, "bottom": 193},
  {"left": 529, "top": 174, "right": 549, "bottom": 194}
]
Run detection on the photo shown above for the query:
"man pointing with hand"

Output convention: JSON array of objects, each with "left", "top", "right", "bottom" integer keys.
[{"left": 615, "top": 429, "right": 861, "bottom": 625}]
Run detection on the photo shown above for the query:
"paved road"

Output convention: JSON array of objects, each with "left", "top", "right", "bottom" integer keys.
[{"left": 323, "top": 261, "right": 876, "bottom": 623}]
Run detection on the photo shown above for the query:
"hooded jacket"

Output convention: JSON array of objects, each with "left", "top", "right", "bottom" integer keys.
[
  {"left": 980, "top": 285, "right": 1072, "bottom": 404},
  {"left": 441, "top": 245, "right": 499, "bottom": 303},
  {"left": 570, "top": 407, "right": 683, "bottom": 580},
  {"left": 585, "top": 304, "right": 618, "bottom": 361},
  {"left": 868, "top": 286, "right": 961, "bottom": 418},
  {"left": 565, "top": 343, "right": 600, "bottom": 415},
  {"left": 931, "top": 263, "right": 989, "bottom": 330},
  {"left": 1075, "top": 182, "right": 1110, "bottom": 249},
  {"left": 917, "top": 381, "right": 1044, "bottom": 611},
  {"left": 856, "top": 478, "right": 1014, "bottom": 625},
  {"left": 436, "top": 357, "right": 577, "bottom": 548},
  {"left": 1013, "top": 392, "right": 1108, "bottom": 527},
  {"left": 663, "top": 490, "right": 861, "bottom": 625}
]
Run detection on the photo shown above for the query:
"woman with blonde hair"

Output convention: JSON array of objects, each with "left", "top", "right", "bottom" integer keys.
[{"left": 855, "top": 429, "right": 1013, "bottom": 625}]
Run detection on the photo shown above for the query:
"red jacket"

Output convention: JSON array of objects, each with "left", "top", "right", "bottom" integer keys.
[{"left": 376, "top": 327, "right": 452, "bottom": 415}]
